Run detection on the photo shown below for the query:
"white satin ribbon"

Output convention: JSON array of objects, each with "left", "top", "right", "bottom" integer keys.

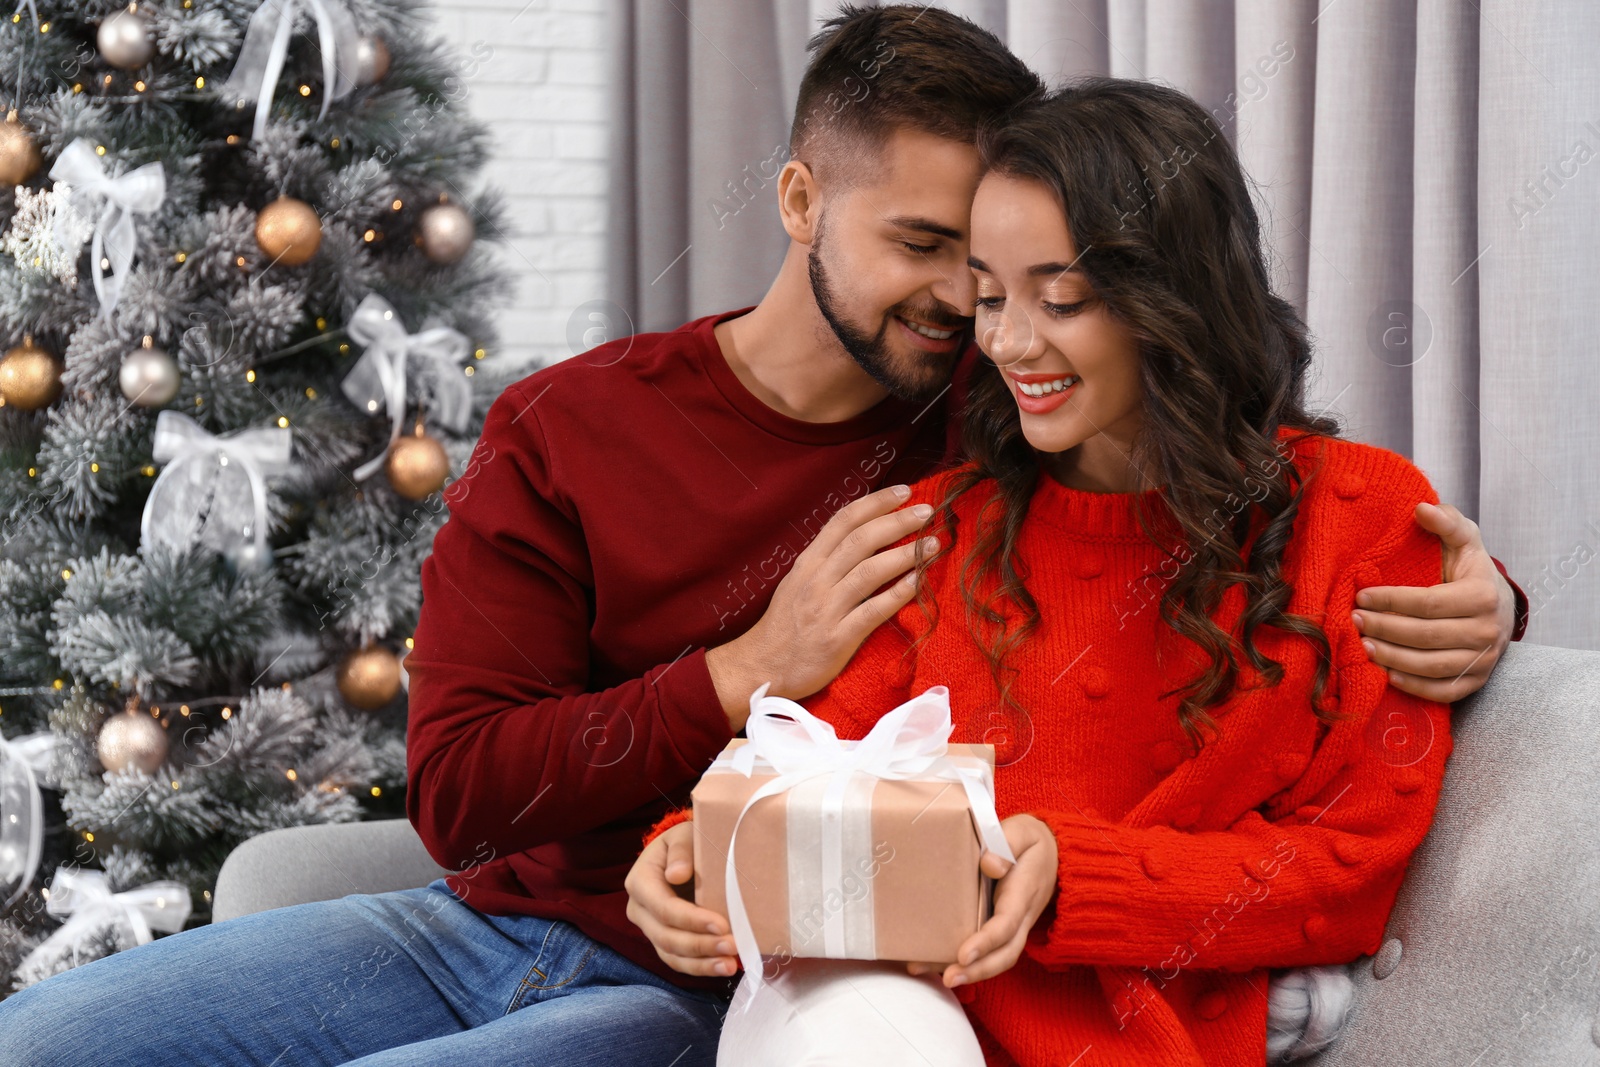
[
  {"left": 47, "top": 138, "right": 166, "bottom": 325},
  {"left": 221, "top": 0, "right": 361, "bottom": 141},
  {"left": 341, "top": 292, "right": 472, "bottom": 480},
  {"left": 0, "top": 729, "right": 56, "bottom": 912},
  {"left": 783, "top": 767, "right": 879, "bottom": 956},
  {"left": 140, "top": 410, "right": 293, "bottom": 558},
  {"left": 12, "top": 0, "right": 39, "bottom": 106},
  {"left": 717, "top": 683, "right": 1015, "bottom": 1006},
  {"left": 18, "top": 867, "right": 192, "bottom": 976}
]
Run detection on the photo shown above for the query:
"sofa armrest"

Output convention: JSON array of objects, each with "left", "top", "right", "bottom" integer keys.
[{"left": 211, "top": 818, "right": 452, "bottom": 922}]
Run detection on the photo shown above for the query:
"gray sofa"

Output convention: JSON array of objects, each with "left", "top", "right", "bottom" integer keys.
[{"left": 212, "top": 642, "right": 1600, "bottom": 1063}]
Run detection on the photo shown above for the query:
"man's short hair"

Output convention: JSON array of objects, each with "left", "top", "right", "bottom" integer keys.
[{"left": 791, "top": 4, "right": 1044, "bottom": 188}]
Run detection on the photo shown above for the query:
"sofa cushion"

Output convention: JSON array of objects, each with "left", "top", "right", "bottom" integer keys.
[{"left": 1306, "top": 642, "right": 1600, "bottom": 1064}]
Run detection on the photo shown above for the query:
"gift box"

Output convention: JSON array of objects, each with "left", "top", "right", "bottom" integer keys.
[{"left": 689, "top": 683, "right": 1013, "bottom": 991}]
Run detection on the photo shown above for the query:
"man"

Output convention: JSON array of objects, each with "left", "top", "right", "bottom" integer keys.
[{"left": 0, "top": 7, "right": 1522, "bottom": 1067}]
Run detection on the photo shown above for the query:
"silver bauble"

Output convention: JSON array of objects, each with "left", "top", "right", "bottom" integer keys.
[
  {"left": 98, "top": 7, "right": 156, "bottom": 71},
  {"left": 354, "top": 36, "right": 391, "bottom": 87},
  {"left": 119, "top": 343, "right": 180, "bottom": 408},
  {"left": 225, "top": 540, "right": 273, "bottom": 575},
  {"left": 417, "top": 202, "right": 475, "bottom": 265}
]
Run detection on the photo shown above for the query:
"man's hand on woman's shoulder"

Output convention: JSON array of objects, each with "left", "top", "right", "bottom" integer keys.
[{"left": 1352, "top": 500, "right": 1516, "bottom": 703}]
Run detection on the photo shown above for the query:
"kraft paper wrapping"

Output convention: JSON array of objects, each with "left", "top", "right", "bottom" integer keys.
[{"left": 693, "top": 739, "right": 996, "bottom": 962}]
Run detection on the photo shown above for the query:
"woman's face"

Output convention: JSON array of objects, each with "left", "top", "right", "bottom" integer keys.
[{"left": 968, "top": 172, "right": 1144, "bottom": 490}]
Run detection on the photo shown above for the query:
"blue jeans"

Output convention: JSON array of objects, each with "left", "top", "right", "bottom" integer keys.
[{"left": 0, "top": 877, "right": 730, "bottom": 1066}]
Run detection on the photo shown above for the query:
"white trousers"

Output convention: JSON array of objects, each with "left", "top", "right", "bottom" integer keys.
[{"left": 716, "top": 957, "right": 987, "bottom": 1066}]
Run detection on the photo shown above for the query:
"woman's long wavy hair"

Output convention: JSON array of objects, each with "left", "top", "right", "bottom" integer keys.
[{"left": 908, "top": 77, "right": 1347, "bottom": 754}]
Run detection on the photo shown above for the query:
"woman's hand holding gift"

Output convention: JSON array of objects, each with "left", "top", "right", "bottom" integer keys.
[
  {"left": 625, "top": 821, "right": 740, "bottom": 977},
  {"left": 906, "top": 813, "right": 1058, "bottom": 988}
]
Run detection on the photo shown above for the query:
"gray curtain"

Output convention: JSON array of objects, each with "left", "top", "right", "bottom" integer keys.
[{"left": 605, "top": 0, "right": 1600, "bottom": 652}]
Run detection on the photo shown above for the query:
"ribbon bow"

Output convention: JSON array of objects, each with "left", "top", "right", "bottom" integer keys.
[
  {"left": 17, "top": 867, "right": 192, "bottom": 978},
  {"left": 221, "top": 0, "right": 362, "bottom": 141},
  {"left": 47, "top": 138, "right": 166, "bottom": 325},
  {"left": 0, "top": 729, "right": 57, "bottom": 912},
  {"left": 341, "top": 292, "right": 472, "bottom": 480},
  {"left": 140, "top": 410, "right": 293, "bottom": 560},
  {"left": 721, "top": 683, "right": 1015, "bottom": 1006}
]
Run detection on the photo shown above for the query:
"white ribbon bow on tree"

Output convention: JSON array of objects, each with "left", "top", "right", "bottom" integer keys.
[
  {"left": 721, "top": 683, "right": 1016, "bottom": 1006},
  {"left": 17, "top": 867, "right": 192, "bottom": 977},
  {"left": 341, "top": 292, "right": 472, "bottom": 480},
  {"left": 221, "top": 0, "right": 361, "bottom": 141},
  {"left": 140, "top": 410, "right": 293, "bottom": 559},
  {"left": 47, "top": 138, "right": 166, "bottom": 325},
  {"left": 0, "top": 729, "right": 57, "bottom": 912}
]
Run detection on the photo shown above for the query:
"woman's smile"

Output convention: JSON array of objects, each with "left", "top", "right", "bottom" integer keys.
[{"left": 1006, "top": 368, "right": 1081, "bottom": 414}]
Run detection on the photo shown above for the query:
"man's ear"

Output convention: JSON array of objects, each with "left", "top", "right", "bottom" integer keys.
[{"left": 777, "top": 159, "right": 820, "bottom": 244}]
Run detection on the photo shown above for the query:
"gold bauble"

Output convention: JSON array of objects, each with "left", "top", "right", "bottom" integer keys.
[
  {"left": 417, "top": 201, "right": 475, "bottom": 265},
  {"left": 0, "top": 337, "right": 63, "bottom": 410},
  {"left": 384, "top": 428, "right": 450, "bottom": 500},
  {"left": 255, "top": 196, "right": 323, "bottom": 267},
  {"left": 337, "top": 645, "right": 402, "bottom": 710},
  {"left": 97, "top": 709, "right": 169, "bottom": 775},
  {"left": 0, "top": 110, "right": 42, "bottom": 186}
]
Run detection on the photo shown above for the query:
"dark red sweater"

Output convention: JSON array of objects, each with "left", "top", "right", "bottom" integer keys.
[
  {"left": 406, "top": 308, "right": 1529, "bottom": 997},
  {"left": 404, "top": 308, "right": 961, "bottom": 993}
]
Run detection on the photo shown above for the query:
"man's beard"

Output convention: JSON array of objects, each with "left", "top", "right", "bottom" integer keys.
[{"left": 807, "top": 217, "right": 967, "bottom": 404}]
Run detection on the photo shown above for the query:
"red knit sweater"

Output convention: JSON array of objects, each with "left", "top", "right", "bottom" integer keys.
[{"left": 643, "top": 429, "right": 1454, "bottom": 1066}]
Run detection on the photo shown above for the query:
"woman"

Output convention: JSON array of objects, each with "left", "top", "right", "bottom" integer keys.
[{"left": 630, "top": 77, "right": 1452, "bottom": 1066}]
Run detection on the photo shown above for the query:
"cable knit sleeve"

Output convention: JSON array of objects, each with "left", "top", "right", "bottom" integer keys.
[{"left": 1024, "top": 445, "right": 1453, "bottom": 973}]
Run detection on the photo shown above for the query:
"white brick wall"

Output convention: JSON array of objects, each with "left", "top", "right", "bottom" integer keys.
[{"left": 429, "top": 0, "right": 610, "bottom": 373}]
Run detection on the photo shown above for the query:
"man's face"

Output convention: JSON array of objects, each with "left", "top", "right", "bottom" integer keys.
[{"left": 806, "top": 127, "right": 982, "bottom": 404}]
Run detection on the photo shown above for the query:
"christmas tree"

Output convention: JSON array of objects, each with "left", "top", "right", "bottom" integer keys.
[{"left": 0, "top": 0, "right": 517, "bottom": 996}]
